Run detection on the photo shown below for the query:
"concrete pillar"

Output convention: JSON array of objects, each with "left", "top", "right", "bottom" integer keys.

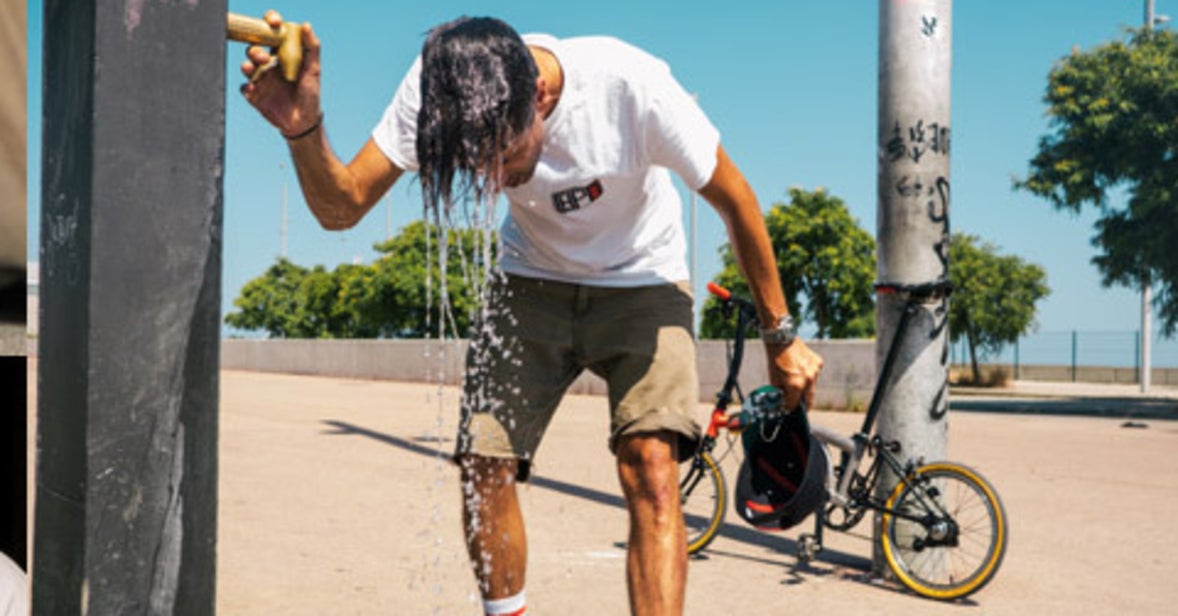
[
  {"left": 0, "top": 357, "right": 24, "bottom": 571},
  {"left": 874, "top": 0, "right": 952, "bottom": 573},
  {"left": 35, "top": 1, "right": 226, "bottom": 613}
]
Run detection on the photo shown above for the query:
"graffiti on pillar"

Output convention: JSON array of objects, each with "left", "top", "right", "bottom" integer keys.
[
  {"left": 886, "top": 119, "right": 951, "bottom": 269},
  {"left": 930, "top": 176, "right": 951, "bottom": 268},
  {"left": 927, "top": 176, "right": 949, "bottom": 222},
  {"left": 930, "top": 294, "right": 950, "bottom": 420},
  {"left": 929, "top": 174, "right": 951, "bottom": 421},
  {"left": 930, "top": 387, "right": 948, "bottom": 420},
  {"left": 886, "top": 120, "right": 949, "bottom": 164},
  {"left": 884, "top": 115, "right": 952, "bottom": 422},
  {"left": 891, "top": 173, "right": 950, "bottom": 270},
  {"left": 922, "top": 16, "right": 938, "bottom": 37},
  {"left": 45, "top": 194, "right": 82, "bottom": 286}
]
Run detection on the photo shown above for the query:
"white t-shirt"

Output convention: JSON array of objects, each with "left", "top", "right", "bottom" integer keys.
[
  {"left": 372, "top": 34, "right": 721, "bottom": 286},
  {"left": 0, "top": 552, "right": 26, "bottom": 616}
]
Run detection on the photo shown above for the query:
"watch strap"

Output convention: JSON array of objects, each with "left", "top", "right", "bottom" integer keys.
[{"left": 761, "top": 314, "right": 797, "bottom": 346}]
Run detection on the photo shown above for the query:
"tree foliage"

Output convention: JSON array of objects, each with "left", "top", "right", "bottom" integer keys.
[
  {"left": 700, "top": 187, "right": 876, "bottom": 339},
  {"left": 1016, "top": 27, "right": 1178, "bottom": 334},
  {"left": 225, "top": 221, "right": 496, "bottom": 338},
  {"left": 948, "top": 233, "right": 1050, "bottom": 383}
]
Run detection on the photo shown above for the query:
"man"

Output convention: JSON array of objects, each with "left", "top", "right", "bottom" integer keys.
[
  {"left": 0, "top": 551, "right": 25, "bottom": 616},
  {"left": 241, "top": 12, "right": 822, "bottom": 616}
]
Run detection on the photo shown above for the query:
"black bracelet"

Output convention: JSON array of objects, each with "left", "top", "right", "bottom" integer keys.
[{"left": 284, "top": 113, "right": 324, "bottom": 141}]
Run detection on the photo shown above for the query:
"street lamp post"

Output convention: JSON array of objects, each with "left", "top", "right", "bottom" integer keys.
[
  {"left": 279, "top": 160, "right": 288, "bottom": 259},
  {"left": 875, "top": 0, "right": 952, "bottom": 576},
  {"left": 1141, "top": 1, "right": 1166, "bottom": 392}
]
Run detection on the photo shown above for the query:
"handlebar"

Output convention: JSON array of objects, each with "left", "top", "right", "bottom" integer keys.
[
  {"left": 706, "top": 282, "right": 756, "bottom": 312},
  {"left": 706, "top": 282, "right": 761, "bottom": 411},
  {"left": 706, "top": 281, "right": 731, "bottom": 300}
]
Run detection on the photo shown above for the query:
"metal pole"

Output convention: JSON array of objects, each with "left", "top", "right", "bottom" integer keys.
[
  {"left": 1071, "top": 330, "right": 1078, "bottom": 382},
  {"left": 278, "top": 159, "right": 289, "bottom": 259},
  {"left": 282, "top": 175, "right": 289, "bottom": 259},
  {"left": 1142, "top": 2, "right": 1156, "bottom": 394},
  {"left": 1014, "top": 337, "right": 1020, "bottom": 380},
  {"left": 35, "top": 1, "right": 224, "bottom": 612},
  {"left": 1135, "top": 329, "right": 1140, "bottom": 382},
  {"left": 1143, "top": 285, "right": 1152, "bottom": 391},
  {"left": 874, "top": 0, "right": 952, "bottom": 576}
]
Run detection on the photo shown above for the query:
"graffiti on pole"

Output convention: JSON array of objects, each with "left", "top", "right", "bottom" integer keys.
[
  {"left": 886, "top": 119, "right": 949, "bottom": 164},
  {"left": 921, "top": 15, "right": 938, "bottom": 37},
  {"left": 884, "top": 115, "right": 952, "bottom": 421}
]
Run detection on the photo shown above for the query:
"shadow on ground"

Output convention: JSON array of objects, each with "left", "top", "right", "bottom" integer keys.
[
  {"left": 319, "top": 418, "right": 914, "bottom": 595},
  {"left": 950, "top": 396, "right": 1177, "bottom": 421}
]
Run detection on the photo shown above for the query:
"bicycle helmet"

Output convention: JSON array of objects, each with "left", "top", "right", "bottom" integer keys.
[{"left": 734, "top": 387, "right": 829, "bottom": 530}]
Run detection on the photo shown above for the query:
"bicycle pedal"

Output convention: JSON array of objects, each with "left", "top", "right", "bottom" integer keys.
[{"left": 796, "top": 533, "right": 823, "bottom": 563}]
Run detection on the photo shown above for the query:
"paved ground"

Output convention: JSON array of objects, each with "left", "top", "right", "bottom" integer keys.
[
  {"left": 24, "top": 364, "right": 1178, "bottom": 614},
  {"left": 194, "top": 370, "right": 1178, "bottom": 615},
  {"left": 952, "top": 380, "right": 1178, "bottom": 421}
]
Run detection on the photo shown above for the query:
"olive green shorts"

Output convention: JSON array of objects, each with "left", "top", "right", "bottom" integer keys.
[{"left": 455, "top": 274, "right": 701, "bottom": 480}]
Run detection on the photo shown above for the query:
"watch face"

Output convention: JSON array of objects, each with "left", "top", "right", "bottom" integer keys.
[{"left": 763, "top": 316, "right": 796, "bottom": 344}]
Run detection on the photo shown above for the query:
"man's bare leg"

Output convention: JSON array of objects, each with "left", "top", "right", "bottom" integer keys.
[
  {"left": 459, "top": 455, "right": 527, "bottom": 602},
  {"left": 616, "top": 431, "right": 687, "bottom": 616}
]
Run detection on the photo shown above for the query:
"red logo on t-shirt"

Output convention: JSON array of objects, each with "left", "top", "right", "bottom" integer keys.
[{"left": 552, "top": 180, "right": 604, "bottom": 213}]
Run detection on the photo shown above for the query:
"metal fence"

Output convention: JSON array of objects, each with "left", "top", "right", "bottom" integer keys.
[{"left": 950, "top": 330, "right": 1178, "bottom": 373}]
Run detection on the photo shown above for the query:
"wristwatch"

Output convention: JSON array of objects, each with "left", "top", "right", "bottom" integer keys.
[{"left": 760, "top": 314, "right": 797, "bottom": 347}]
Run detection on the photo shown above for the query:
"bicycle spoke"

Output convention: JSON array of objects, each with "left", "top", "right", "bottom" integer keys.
[{"left": 883, "top": 464, "right": 1006, "bottom": 599}]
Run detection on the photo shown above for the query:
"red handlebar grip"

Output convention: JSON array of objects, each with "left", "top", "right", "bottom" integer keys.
[{"left": 706, "top": 282, "right": 731, "bottom": 300}]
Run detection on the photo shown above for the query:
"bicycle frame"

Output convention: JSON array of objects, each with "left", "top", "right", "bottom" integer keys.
[
  {"left": 689, "top": 279, "right": 1008, "bottom": 600},
  {"left": 698, "top": 282, "right": 761, "bottom": 450},
  {"left": 697, "top": 279, "right": 953, "bottom": 525},
  {"left": 811, "top": 280, "right": 954, "bottom": 527}
]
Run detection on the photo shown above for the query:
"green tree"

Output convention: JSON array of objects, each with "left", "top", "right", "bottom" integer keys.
[
  {"left": 700, "top": 187, "right": 876, "bottom": 339},
  {"left": 225, "top": 221, "right": 496, "bottom": 338},
  {"left": 366, "top": 221, "right": 497, "bottom": 338},
  {"left": 224, "top": 258, "right": 318, "bottom": 337},
  {"left": 1016, "top": 27, "right": 1178, "bottom": 333},
  {"left": 949, "top": 233, "right": 1050, "bottom": 383}
]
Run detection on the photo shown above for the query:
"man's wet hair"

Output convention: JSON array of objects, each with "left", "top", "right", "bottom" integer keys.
[{"left": 416, "top": 17, "right": 538, "bottom": 212}]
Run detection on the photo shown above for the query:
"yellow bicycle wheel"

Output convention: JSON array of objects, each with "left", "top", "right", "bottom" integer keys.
[
  {"left": 880, "top": 461, "right": 1008, "bottom": 600},
  {"left": 680, "top": 451, "right": 726, "bottom": 555}
]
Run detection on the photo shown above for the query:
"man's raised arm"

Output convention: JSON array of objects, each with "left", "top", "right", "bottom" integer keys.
[{"left": 239, "top": 10, "right": 403, "bottom": 230}]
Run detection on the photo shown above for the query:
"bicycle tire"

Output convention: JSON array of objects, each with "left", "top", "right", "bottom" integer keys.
[
  {"left": 680, "top": 451, "right": 726, "bottom": 555},
  {"left": 880, "top": 461, "right": 1008, "bottom": 600}
]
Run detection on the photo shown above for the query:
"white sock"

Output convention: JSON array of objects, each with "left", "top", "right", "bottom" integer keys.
[{"left": 484, "top": 590, "right": 526, "bottom": 616}]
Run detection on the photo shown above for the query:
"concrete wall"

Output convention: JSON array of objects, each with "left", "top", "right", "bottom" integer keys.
[
  {"left": 219, "top": 340, "right": 1178, "bottom": 408},
  {"left": 221, "top": 338, "right": 878, "bottom": 410}
]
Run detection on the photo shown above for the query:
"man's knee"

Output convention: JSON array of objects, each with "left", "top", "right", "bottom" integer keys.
[
  {"left": 616, "top": 432, "right": 680, "bottom": 508},
  {"left": 617, "top": 431, "right": 679, "bottom": 468},
  {"left": 458, "top": 454, "right": 520, "bottom": 492}
]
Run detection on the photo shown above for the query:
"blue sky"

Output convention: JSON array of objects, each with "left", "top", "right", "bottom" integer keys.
[{"left": 25, "top": 1, "right": 1175, "bottom": 357}]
